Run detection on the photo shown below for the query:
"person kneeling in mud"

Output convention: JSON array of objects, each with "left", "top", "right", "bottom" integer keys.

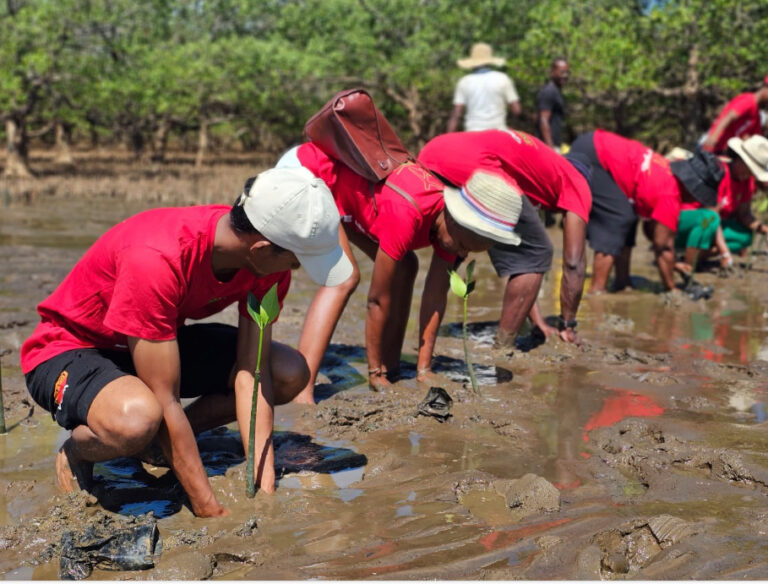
[
  {"left": 276, "top": 143, "right": 523, "bottom": 399},
  {"left": 418, "top": 129, "right": 592, "bottom": 349},
  {"left": 20, "top": 168, "right": 352, "bottom": 517},
  {"left": 568, "top": 129, "right": 725, "bottom": 294},
  {"left": 700, "top": 135, "right": 768, "bottom": 270}
]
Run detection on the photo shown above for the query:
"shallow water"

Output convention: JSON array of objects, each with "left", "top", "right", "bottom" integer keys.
[{"left": 2, "top": 197, "right": 768, "bottom": 579}]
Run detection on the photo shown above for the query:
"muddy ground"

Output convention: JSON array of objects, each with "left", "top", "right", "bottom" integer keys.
[{"left": 2, "top": 154, "right": 768, "bottom": 579}]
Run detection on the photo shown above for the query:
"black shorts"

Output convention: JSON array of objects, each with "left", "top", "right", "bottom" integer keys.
[
  {"left": 25, "top": 323, "right": 237, "bottom": 430},
  {"left": 569, "top": 132, "right": 638, "bottom": 255},
  {"left": 487, "top": 195, "right": 554, "bottom": 277}
]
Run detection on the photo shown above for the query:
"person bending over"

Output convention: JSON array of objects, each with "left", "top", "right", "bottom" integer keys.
[
  {"left": 418, "top": 129, "right": 591, "bottom": 348},
  {"left": 277, "top": 143, "right": 523, "bottom": 400}
]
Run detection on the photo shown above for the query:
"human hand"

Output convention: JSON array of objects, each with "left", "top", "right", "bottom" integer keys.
[
  {"left": 558, "top": 328, "right": 583, "bottom": 346},
  {"left": 257, "top": 465, "right": 276, "bottom": 494},
  {"left": 192, "top": 493, "right": 230, "bottom": 518}
]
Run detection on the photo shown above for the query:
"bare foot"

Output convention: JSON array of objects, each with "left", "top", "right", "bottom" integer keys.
[
  {"left": 55, "top": 440, "right": 93, "bottom": 493},
  {"left": 291, "top": 394, "right": 316, "bottom": 406}
]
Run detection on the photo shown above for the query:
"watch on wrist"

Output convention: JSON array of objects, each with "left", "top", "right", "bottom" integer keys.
[{"left": 557, "top": 315, "right": 578, "bottom": 331}]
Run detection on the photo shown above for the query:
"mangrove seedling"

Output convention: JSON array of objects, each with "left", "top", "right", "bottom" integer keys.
[
  {"left": 244, "top": 283, "right": 280, "bottom": 498},
  {"left": 449, "top": 259, "right": 480, "bottom": 395}
]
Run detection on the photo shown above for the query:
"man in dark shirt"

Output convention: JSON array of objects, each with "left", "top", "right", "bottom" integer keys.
[{"left": 536, "top": 57, "right": 570, "bottom": 152}]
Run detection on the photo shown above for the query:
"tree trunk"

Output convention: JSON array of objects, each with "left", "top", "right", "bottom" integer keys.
[
  {"left": 195, "top": 120, "right": 209, "bottom": 168},
  {"left": 53, "top": 121, "right": 74, "bottom": 166},
  {"left": 150, "top": 116, "right": 171, "bottom": 162},
  {"left": 3, "top": 117, "right": 33, "bottom": 178},
  {"left": 682, "top": 44, "right": 701, "bottom": 147}
]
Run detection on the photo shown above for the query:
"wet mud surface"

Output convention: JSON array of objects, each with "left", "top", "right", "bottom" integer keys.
[{"left": 2, "top": 193, "right": 768, "bottom": 579}]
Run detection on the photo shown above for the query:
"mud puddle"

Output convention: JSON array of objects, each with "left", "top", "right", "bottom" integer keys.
[{"left": 3, "top": 195, "right": 768, "bottom": 579}]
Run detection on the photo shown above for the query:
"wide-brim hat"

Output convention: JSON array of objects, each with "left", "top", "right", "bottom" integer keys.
[
  {"left": 457, "top": 43, "right": 506, "bottom": 70},
  {"left": 728, "top": 135, "right": 768, "bottom": 182},
  {"left": 443, "top": 170, "right": 522, "bottom": 246},
  {"left": 239, "top": 167, "right": 353, "bottom": 287},
  {"left": 670, "top": 148, "right": 724, "bottom": 207}
]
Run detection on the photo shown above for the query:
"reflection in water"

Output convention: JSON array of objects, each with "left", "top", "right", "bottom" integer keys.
[
  {"left": 582, "top": 389, "right": 665, "bottom": 441},
  {"left": 531, "top": 368, "right": 665, "bottom": 490}
]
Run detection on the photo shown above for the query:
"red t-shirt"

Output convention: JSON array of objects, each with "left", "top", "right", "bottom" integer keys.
[
  {"left": 706, "top": 93, "right": 761, "bottom": 153},
  {"left": 593, "top": 129, "right": 682, "bottom": 231},
  {"left": 681, "top": 163, "right": 755, "bottom": 219},
  {"left": 416, "top": 129, "right": 592, "bottom": 222},
  {"left": 21, "top": 205, "right": 290, "bottom": 374},
  {"left": 296, "top": 142, "right": 454, "bottom": 262}
]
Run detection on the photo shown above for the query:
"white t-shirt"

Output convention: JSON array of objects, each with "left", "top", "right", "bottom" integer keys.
[{"left": 453, "top": 69, "right": 520, "bottom": 131}]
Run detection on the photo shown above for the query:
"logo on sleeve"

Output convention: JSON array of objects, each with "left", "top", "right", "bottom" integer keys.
[{"left": 54, "top": 371, "right": 69, "bottom": 407}]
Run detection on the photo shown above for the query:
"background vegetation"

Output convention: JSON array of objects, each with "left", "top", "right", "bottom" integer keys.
[{"left": 2, "top": 0, "right": 767, "bottom": 177}]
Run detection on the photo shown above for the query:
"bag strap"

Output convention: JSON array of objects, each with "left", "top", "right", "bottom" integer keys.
[{"left": 384, "top": 180, "right": 421, "bottom": 212}]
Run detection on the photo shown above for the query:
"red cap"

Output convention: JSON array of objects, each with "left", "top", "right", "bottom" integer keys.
[{"left": 764, "top": 73, "right": 768, "bottom": 86}]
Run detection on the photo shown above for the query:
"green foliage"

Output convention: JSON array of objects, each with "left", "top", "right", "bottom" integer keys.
[{"left": 2, "top": 0, "right": 768, "bottom": 154}]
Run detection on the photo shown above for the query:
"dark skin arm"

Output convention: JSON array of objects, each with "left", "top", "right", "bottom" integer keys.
[
  {"left": 509, "top": 101, "right": 522, "bottom": 117},
  {"left": 366, "top": 247, "right": 400, "bottom": 389},
  {"left": 447, "top": 104, "right": 464, "bottom": 133},
  {"left": 560, "top": 211, "right": 587, "bottom": 344},
  {"left": 417, "top": 252, "right": 452, "bottom": 374},
  {"left": 652, "top": 221, "right": 677, "bottom": 291},
  {"left": 128, "top": 337, "right": 228, "bottom": 518},
  {"left": 538, "top": 109, "right": 555, "bottom": 148}
]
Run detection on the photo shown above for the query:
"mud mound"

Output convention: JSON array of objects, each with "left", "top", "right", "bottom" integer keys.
[{"left": 593, "top": 514, "right": 696, "bottom": 577}]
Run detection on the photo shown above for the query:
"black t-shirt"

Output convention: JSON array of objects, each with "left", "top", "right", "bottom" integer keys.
[{"left": 535, "top": 80, "right": 566, "bottom": 147}]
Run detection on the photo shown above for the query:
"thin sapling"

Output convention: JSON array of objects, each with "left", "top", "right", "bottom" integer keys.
[
  {"left": 449, "top": 259, "right": 480, "bottom": 394},
  {"left": 244, "top": 283, "right": 280, "bottom": 498}
]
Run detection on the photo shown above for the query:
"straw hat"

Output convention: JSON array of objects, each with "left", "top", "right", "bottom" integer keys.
[
  {"left": 457, "top": 43, "right": 506, "bottom": 70},
  {"left": 727, "top": 135, "right": 768, "bottom": 182},
  {"left": 443, "top": 170, "right": 522, "bottom": 246}
]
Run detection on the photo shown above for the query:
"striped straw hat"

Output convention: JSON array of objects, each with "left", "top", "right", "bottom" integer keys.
[{"left": 443, "top": 170, "right": 522, "bottom": 246}]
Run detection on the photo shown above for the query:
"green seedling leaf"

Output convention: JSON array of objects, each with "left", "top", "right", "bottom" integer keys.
[
  {"left": 246, "top": 292, "right": 261, "bottom": 324},
  {"left": 259, "top": 283, "right": 280, "bottom": 326},
  {"left": 247, "top": 284, "right": 280, "bottom": 329},
  {"left": 467, "top": 280, "right": 476, "bottom": 295},
  {"left": 449, "top": 270, "right": 468, "bottom": 298},
  {"left": 466, "top": 259, "right": 475, "bottom": 283}
]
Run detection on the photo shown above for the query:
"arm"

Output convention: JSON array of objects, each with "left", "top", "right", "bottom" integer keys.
[
  {"left": 508, "top": 101, "right": 522, "bottom": 117},
  {"left": 366, "top": 247, "right": 400, "bottom": 389},
  {"left": 234, "top": 315, "right": 277, "bottom": 493},
  {"left": 417, "top": 253, "right": 452, "bottom": 374},
  {"left": 560, "top": 211, "right": 587, "bottom": 343},
  {"left": 128, "top": 336, "right": 228, "bottom": 517},
  {"left": 447, "top": 104, "right": 464, "bottom": 133},
  {"left": 736, "top": 201, "right": 768, "bottom": 234},
  {"left": 538, "top": 109, "right": 554, "bottom": 148},
  {"left": 652, "top": 221, "right": 678, "bottom": 291},
  {"left": 701, "top": 110, "right": 738, "bottom": 152}
]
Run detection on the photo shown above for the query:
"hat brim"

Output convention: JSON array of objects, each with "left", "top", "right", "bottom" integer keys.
[
  {"left": 443, "top": 185, "right": 522, "bottom": 246},
  {"left": 297, "top": 245, "right": 354, "bottom": 287},
  {"left": 728, "top": 137, "right": 768, "bottom": 182},
  {"left": 670, "top": 159, "right": 718, "bottom": 207},
  {"left": 457, "top": 56, "right": 506, "bottom": 70}
]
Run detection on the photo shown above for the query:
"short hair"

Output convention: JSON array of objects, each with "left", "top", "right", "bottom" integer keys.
[
  {"left": 230, "top": 176, "right": 258, "bottom": 234},
  {"left": 551, "top": 57, "right": 567, "bottom": 68},
  {"left": 229, "top": 177, "right": 288, "bottom": 253}
]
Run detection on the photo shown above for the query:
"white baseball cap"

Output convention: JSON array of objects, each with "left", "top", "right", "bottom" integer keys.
[{"left": 237, "top": 167, "right": 353, "bottom": 287}]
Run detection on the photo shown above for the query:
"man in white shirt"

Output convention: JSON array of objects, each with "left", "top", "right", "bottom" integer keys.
[{"left": 447, "top": 42, "right": 521, "bottom": 132}]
